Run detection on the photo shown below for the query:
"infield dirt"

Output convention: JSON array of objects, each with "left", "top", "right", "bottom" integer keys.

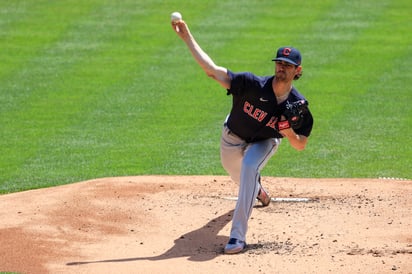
[{"left": 1, "top": 176, "right": 411, "bottom": 274}]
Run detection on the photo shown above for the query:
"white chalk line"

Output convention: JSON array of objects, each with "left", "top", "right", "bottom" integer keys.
[
  {"left": 378, "top": 177, "right": 409, "bottom": 181},
  {"left": 223, "top": 197, "right": 315, "bottom": 203}
]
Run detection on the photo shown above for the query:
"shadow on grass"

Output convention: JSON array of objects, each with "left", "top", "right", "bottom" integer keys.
[{"left": 67, "top": 210, "right": 234, "bottom": 265}]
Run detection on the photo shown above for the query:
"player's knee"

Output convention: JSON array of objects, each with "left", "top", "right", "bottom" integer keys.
[{"left": 241, "top": 160, "right": 258, "bottom": 174}]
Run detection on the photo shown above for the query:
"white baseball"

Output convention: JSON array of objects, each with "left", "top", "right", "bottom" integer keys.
[{"left": 171, "top": 12, "right": 182, "bottom": 23}]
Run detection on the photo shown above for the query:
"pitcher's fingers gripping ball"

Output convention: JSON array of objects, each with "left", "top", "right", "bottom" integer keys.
[
  {"left": 170, "top": 12, "right": 188, "bottom": 38},
  {"left": 171, "top": 11, "right": 182, "bottom": 23}
]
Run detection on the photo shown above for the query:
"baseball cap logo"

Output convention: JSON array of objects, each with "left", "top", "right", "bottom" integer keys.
[
  {"left": 282, "top": 47, "right": 292, "bottom": 56},
  {"left": 272, "top": 46, "right": 302, "bottom": 66}
]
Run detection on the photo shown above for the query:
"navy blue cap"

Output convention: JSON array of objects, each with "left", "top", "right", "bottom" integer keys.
[{"left": 272, "top": 47, "right": 302, "bottom": 66}]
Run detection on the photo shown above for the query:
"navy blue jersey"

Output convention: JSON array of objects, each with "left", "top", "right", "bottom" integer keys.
[{"left": 226, "top": 70, "right": 313, "bottom": 142}]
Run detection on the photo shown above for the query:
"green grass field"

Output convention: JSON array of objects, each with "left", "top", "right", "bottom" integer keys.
[{"left": 1, "top": 0, "right": 411, "bottom": 194}]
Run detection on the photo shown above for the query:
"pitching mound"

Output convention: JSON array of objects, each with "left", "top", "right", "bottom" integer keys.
[{"left": 1, "top": 176, "right": 411, "bottom": 273}]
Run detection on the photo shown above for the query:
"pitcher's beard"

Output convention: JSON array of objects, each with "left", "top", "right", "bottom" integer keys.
[{"left": 275, "top": 73, "right": 287, "bottom": 82}]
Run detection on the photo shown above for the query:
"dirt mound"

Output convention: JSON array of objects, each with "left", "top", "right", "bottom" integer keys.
[{"left": 1, "top": 176, "right": 411, "bottom": 273}]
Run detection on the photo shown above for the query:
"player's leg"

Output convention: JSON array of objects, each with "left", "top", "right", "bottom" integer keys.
[
  {"left": 220, "top": 124, "right": 248, "bottom": 254},
  {"left": 228, "top": 138, "right": 280, "bottom": 246},
  {"left": 220, "top": 124, "right": 247, "bottom": 184}
]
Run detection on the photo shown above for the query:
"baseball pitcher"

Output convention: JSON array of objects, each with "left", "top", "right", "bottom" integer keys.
[{"left": 171, "top": 18, "right": 314, "bottom": 254}]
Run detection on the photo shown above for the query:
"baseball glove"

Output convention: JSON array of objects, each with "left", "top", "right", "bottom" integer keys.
[{"left": 276, "top": 100, "right": 309, "bottom": 131}]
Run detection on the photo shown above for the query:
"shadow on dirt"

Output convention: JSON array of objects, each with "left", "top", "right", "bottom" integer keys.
[{"left": 67, "top": 210, "right": 234, "bottom": 265}]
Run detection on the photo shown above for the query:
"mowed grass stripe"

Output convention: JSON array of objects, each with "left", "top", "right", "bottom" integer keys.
[
  {"left": 0, "top": 1, "right": 154, "bottom": 191},
  {"left": 0, "top": 1, "right": 101, "bottom": 96},
  {"left": 0, "top": 1, "right": 410, "bottom": 193},
  {"left": 317, "top": 0, "right": 412, "bottom": 178},
  {"left": 337, "top": 0, "right": 411, "bottom": 177},
  {"left": 0, "top": 1, "right": 226, "bottom": 191},
  {"left": 292, "top": 1, "right": 411, "bottom": 177},
  {"left": 296, "top": 0, "right": 394, "bottom": 177},
  {"left": 0, "top": 1, "right": 107, "bottom": 191}
]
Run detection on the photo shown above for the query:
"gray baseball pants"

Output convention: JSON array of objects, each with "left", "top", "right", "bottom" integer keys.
[{"left": 220, "top": 123, "right": 280, "bottom": 242}]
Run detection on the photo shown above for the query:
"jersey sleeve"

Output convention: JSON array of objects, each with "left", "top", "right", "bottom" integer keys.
[{"left": 226, "top": 70, "right": 255, "bottom": 96}]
